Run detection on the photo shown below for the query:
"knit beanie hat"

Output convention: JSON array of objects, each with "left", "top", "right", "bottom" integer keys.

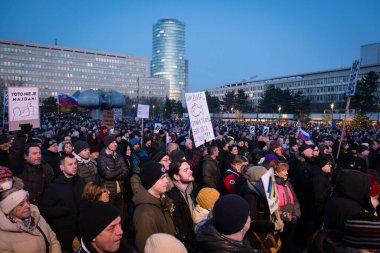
[
  {"left": 144, "top": 233, "right": 188, "bottom": 253},
  {"left": 246, "top": 166, "right": 267, "bottom": 183},
  {"left": 0, "top": 134, "right": 9, "bottom": 145},
  {"left": 196, "top": 188, "right": 220, "bottom": 210},
  {"left": 139, "top": 161, "right": 167, "bottom": 190},
  {"left": 213, "top": 194, "right": 250, "bottom": 235},
  {"left": 0, "top": 166, "right": 12, "bottom": 181},
  {"left": 79, "top": 201, "right": 120, "bottom": 242},
  {"left": 357, "top": 144, "right": 369, "bottom": 153},
  {"left": 0, "top": 189, "right": 28, "bottom": 214},
  {"left": 42, "top": 138, "right": 57, "bottom": 149},
  {"left": 270, "top": 140, "right": 281, "bottom": 150},
  {"left": 299, "top": 143, "right": 315, "bottom": 154},
  {"left": 103, "top": 135, "right": 116, "bottom": 148},
  {"left": 74, "top": 140, "right": 89, "bottom": 154},
  {"left": 151, "top": 150, "right": 167, "bottom": 163},
  {"left": 313, "top": 154, "right": 330, "bottom": 168},
  {"left": 343, "top": 212, "right": 380, "bottom": 249},
  {"left": 265, "top": 154, "right": 278, "bottom": 164},
  {"left": 129, "top": 138, "right": 139, "bottom": 147}
]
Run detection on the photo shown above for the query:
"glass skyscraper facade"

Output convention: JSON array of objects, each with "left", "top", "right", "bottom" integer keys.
[{"left": 151, "top": 19, "right": 187, "bottom": 101}]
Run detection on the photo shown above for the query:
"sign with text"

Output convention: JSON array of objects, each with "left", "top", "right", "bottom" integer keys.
[
  {"left": 102, "top": 110, "right": 114, "bottom": 129},
  {"left": 346, "top": 59, "right": 360, "bottom": 96},
  {"left": 261, "top": 168, "right": 279, "bottom": 215},
  {"left": 249, "top": 126, "right": 255, "bottom": 135},
  {"left": 263, "top": 126, "right": 270, "bottom": 136},
  {"left": 185, "top": 92, "right": 214, "bottom": 147},
  {"left": 137, "top": 104, "right": 149, "bottom": 119},
  {"left": 8, "top": 87, "right": 40, "bottom": 131}
]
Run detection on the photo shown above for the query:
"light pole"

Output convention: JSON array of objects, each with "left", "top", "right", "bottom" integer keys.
[
  {"left": 330, "top": 103, "right": 334, "bottom": 127},
  {"left": 152, "top": 105, "right": 155, "bottom": 120},
  {"left": 231, "top": 107, "right": 234, "bottom": 114},
  {"left": 278, "top": 106, "right": 282, "bottom": 119}
]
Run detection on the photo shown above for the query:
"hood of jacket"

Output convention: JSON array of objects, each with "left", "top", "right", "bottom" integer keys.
[
  {"left": 0, "top": 204, "right": 40, "bottom": 234},
  {"left": 335, "top": 169, "right": 372, "bottom": 210},
  {"left": 132, "top": 186, "right": 173, "bottom": 211}
]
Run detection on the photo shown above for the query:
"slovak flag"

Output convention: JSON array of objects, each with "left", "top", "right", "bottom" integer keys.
[
  {"left": 57, "top": 92, "right": 78, "bottom": 106},
  {"left": 297, "top": 128, "right": 311, "bottom": 141}
]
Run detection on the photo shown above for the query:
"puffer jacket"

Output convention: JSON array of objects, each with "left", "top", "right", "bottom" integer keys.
[
  {"left": 133, "top": 186, "right": 176, "bottom": 253},
  {"left": 324, "top": 169, "right": 375, "bottom": 231},
  {"left": 97, "top": 151, "right": 129, "bottom": 196},
  {"left": 0, "top": 205, "right": 61, "bottom": 253},
  {"left": 73, "top": 152, "right": 97, "bottom": 183},
  {"left": 195, "top": 220, "right": 255, "bottom": 253}
]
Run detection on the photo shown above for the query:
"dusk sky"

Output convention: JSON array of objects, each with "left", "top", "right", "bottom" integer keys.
[{"left": 1, "top": 0, "right": 379, "bottom": 92}]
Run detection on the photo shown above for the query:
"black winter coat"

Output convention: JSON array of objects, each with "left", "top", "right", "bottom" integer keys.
[
  {"left": 97, "top": 151, "right": 129, "bottom": 196},
  {"left": 201, "top": 156, "right": 222, "bottom": 191},
  {"left": 195, "top": 220, "right": 255, "bottom": 253},
  {"left": 40, "top": 173, "right": 85, "bottom": 250},
  {"left": 41, "top": 149, "right": 61, "bottom": 177},
  {"left": 324, "top": 169, "right": 375, "bottom": 231},
  {"left": 166, "top": 185, "right": 195, "bottom": 250}
]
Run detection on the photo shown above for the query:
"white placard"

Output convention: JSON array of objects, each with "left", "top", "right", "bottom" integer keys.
[
  {"left": 8, "top": 87, "right": 40, "bottom": 131},
  {"left": 263, "top": 126, "right": 270, "bottom": 135},
  {"left": 185, "top": 92, "right": 215, "bottom": 147},
  {"left": 137, "top": 104, "right": 149, "bottom": 119},
  {"left": 154, "top": 123, "right": 163, "bottom": 134},
  {"left": 249, "top": 126, "right": 255, "bottom": 135},
  {"left": 261, "top": 168, "right": 279, "bottom": 215}
]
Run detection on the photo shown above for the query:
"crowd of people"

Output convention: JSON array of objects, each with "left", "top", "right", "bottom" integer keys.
[{"left": 0, "top": 112, "right": 380, "bottom": 252}]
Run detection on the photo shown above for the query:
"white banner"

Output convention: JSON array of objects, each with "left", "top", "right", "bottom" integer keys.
[
  {"left": 8, "top": 87, "right": 40, "bottom": 131},
  {"left": 137, "top": 104, "right": 149, "bottom": 119},
  {"left": 185, "top": 92, "right": 215, "bottom": 147},
  {"left": 261, "top": 168, "right": 279, "bottom": 215}
]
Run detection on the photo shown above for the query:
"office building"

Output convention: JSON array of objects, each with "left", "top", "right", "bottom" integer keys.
[
  {"left": 0, "top": 39, "right": 168, "bottom": 102},
  {"left": 151, "top": 19, "right": 188, "bottom": 101}
]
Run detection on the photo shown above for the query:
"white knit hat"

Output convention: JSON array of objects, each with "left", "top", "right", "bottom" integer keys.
[
  {"left": 0, "top": 189, "right": 29, "bottom": 214},
  {"left": 144, "top": 233, "right": 188, "bottom": 253}
]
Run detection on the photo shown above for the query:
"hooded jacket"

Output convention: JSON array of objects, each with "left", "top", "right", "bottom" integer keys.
[
  {"left": 0, "top": 204, "right": 61, "bottom": 253},
  {"left": 195, "top": 220, "right": 255, "bottom": 253},
  {"left": 323, "top": 169, "right": 374, "bottom": 231},
  {"left": 132, "top": 186, "right": 176, "bottom": 253}
]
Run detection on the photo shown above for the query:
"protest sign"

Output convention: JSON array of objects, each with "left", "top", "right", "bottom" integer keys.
[
  {"left": 154, "top": 123, "right": 163, "bottom": 134},
  {"left": 137, "top": 104, "right": 149, "bottom": 119},
  {"left": 8, "top": 87, "right": 40, "bottom": 131},
  {"left": 263, "top": 126, "right": 270, "bottom": 136},
  {"left": 185, "top": 92, "right": 215, "bottom": 147},
  {"left": 249, "top": 126, "right": 255, "bottom": 135},
  {"left": 261, "top": 168, "right": 279, "bottom": 215},
  {"left": 102, "top": 110, "right": 114, "bottom": 129}
]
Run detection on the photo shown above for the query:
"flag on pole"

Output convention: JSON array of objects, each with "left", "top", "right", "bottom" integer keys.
[
  {"left": 57, "top": 92, "right": 78, "bottom": 105},
  {"left": 297, "top": 128, "right": 311, "bottom": 141}
]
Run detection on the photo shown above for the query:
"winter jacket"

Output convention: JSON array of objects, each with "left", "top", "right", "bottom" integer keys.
[
  {"left": 195, "top": 220, "right": 255, "bottom": 253},
  {"left": 97, "top": 151, "right": 129, "bottom": 196},
  {"left": 73, "top": 152, "right": 97, "bottom": 183},
  {"left": 0, "top": 204, "right": 61, "bottom": 253},
  {"left": 40, "top": 173, "right": 85, "bottom": 250},
  {"left": 223, "top": 166, "right": 245, "bottom": 194},
  {"left": 324, "top": 169, "right": 374, "bottom": 231},
  {"left": 132, "top": 186, "right": 176, "bottom": 253},
  {"left": 166, "top": 182, "right": 195, "bottom": 250},
  {"left": 76, "top": 237, "right": 132, "bottom": 253},
  {"left": 201, "top": 156, "right": 222, "bottom": 191},
  {"left": 275, "top": 176, "right": 301, "bottom": 218}
]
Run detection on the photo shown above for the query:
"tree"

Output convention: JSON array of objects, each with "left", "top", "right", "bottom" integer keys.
[
  {"left": 164, "top": 97, "right": 172, "bottom": 119},
  {"left": 292, "top": 91, "right": 311, "bottom": 120},
  {"left": 222, "top": 91, "right": 236, "bottom": 112},
  {"left": 205, "top": 91, "right": 221, "bottom": 113},
  {"left": 350, "top": 71, "right": 379, "bottom": 113},
  {"left": 259, "top": 85, "right": 283, "bottom": 113},
  {"left": 41, "top": 96, "right": 58, "bottom": 114},
  {"left": 235, "top": 89, "right": 249, "bottom": 112},
  {"left": 351, "top": 111, "right": 369, "bottom": 128}
]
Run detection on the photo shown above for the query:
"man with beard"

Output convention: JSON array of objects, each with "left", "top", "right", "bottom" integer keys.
[
  {"left": 40, "top": 154, "right": 86, "bottom": 252},
  {"left": 167, "top": 160, "right": 196, "bottom": 252}
]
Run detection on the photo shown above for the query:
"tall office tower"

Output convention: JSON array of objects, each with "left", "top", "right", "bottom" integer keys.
[{"left": 151, "top": 19, "right": 187, "bottom": 102}]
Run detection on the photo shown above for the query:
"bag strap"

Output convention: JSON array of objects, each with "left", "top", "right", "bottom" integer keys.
[
  {"left": 36, "top": 225, "right": 50, "bottom": 253},
  {"left": 253, "top": 232, "right": 263, "bottom": 243}
]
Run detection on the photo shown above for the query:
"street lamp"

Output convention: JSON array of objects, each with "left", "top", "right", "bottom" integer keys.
[
  {"left": 330, "top": 103, "right": 334, "bottom": 127},
  {"left": 231, "top": 107, "right": 234, "bottom": 113},
  {"left": 278, "top": 106, "right": 282, "bottom": 119},
  {"left": 152, "top": 105, "right": 155, "bottom": 119}
]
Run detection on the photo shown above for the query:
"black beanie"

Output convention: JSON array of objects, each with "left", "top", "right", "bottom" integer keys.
[
  {"left": 169, "top": 149, "right": 185, "bottom": 162},
  {"left": 79, "top": 201, "right": 120, "bottom": 242},
  {"left": 289, "top": 138, "right": 298, "bottom": 147},
  {"left": 103, "top": 135, "right": 116, "bottom": 148},
  {"left": 42, "top": 138, "right": 57, "bottom": 149},
  {"left": 258, "top": 141, "right": 267, "bottom": 150},
  {"left": 212, "top": 194, "right": 250, "bottom": 235},
  {"left": 74, "top": 140, "right": 89, "bottom": 154},
  {"left": 139, "top": 161, "right": 167, "bottom": 190},
  {"left": 150, "top": 150, "right": 167, "bottom": 163}
]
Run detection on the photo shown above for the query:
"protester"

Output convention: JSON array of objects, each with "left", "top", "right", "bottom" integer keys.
[
  {"left": 200, "top": 145, "right": 222, "bottom": 192},
  {"left": 223, "top": 155, "right": 248, "bottom": 194},
  {"left": 193, "top": 187, "right": 220, "bottom": 232},
  {"left": 82, "top": 181, "right": 110, "bottom": 202},
  {"left": 73, "top": 140, "right": 97, "bottom": 183},
  {"left": 144, "top": 233, "right": 188, "bottom": 253}
]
